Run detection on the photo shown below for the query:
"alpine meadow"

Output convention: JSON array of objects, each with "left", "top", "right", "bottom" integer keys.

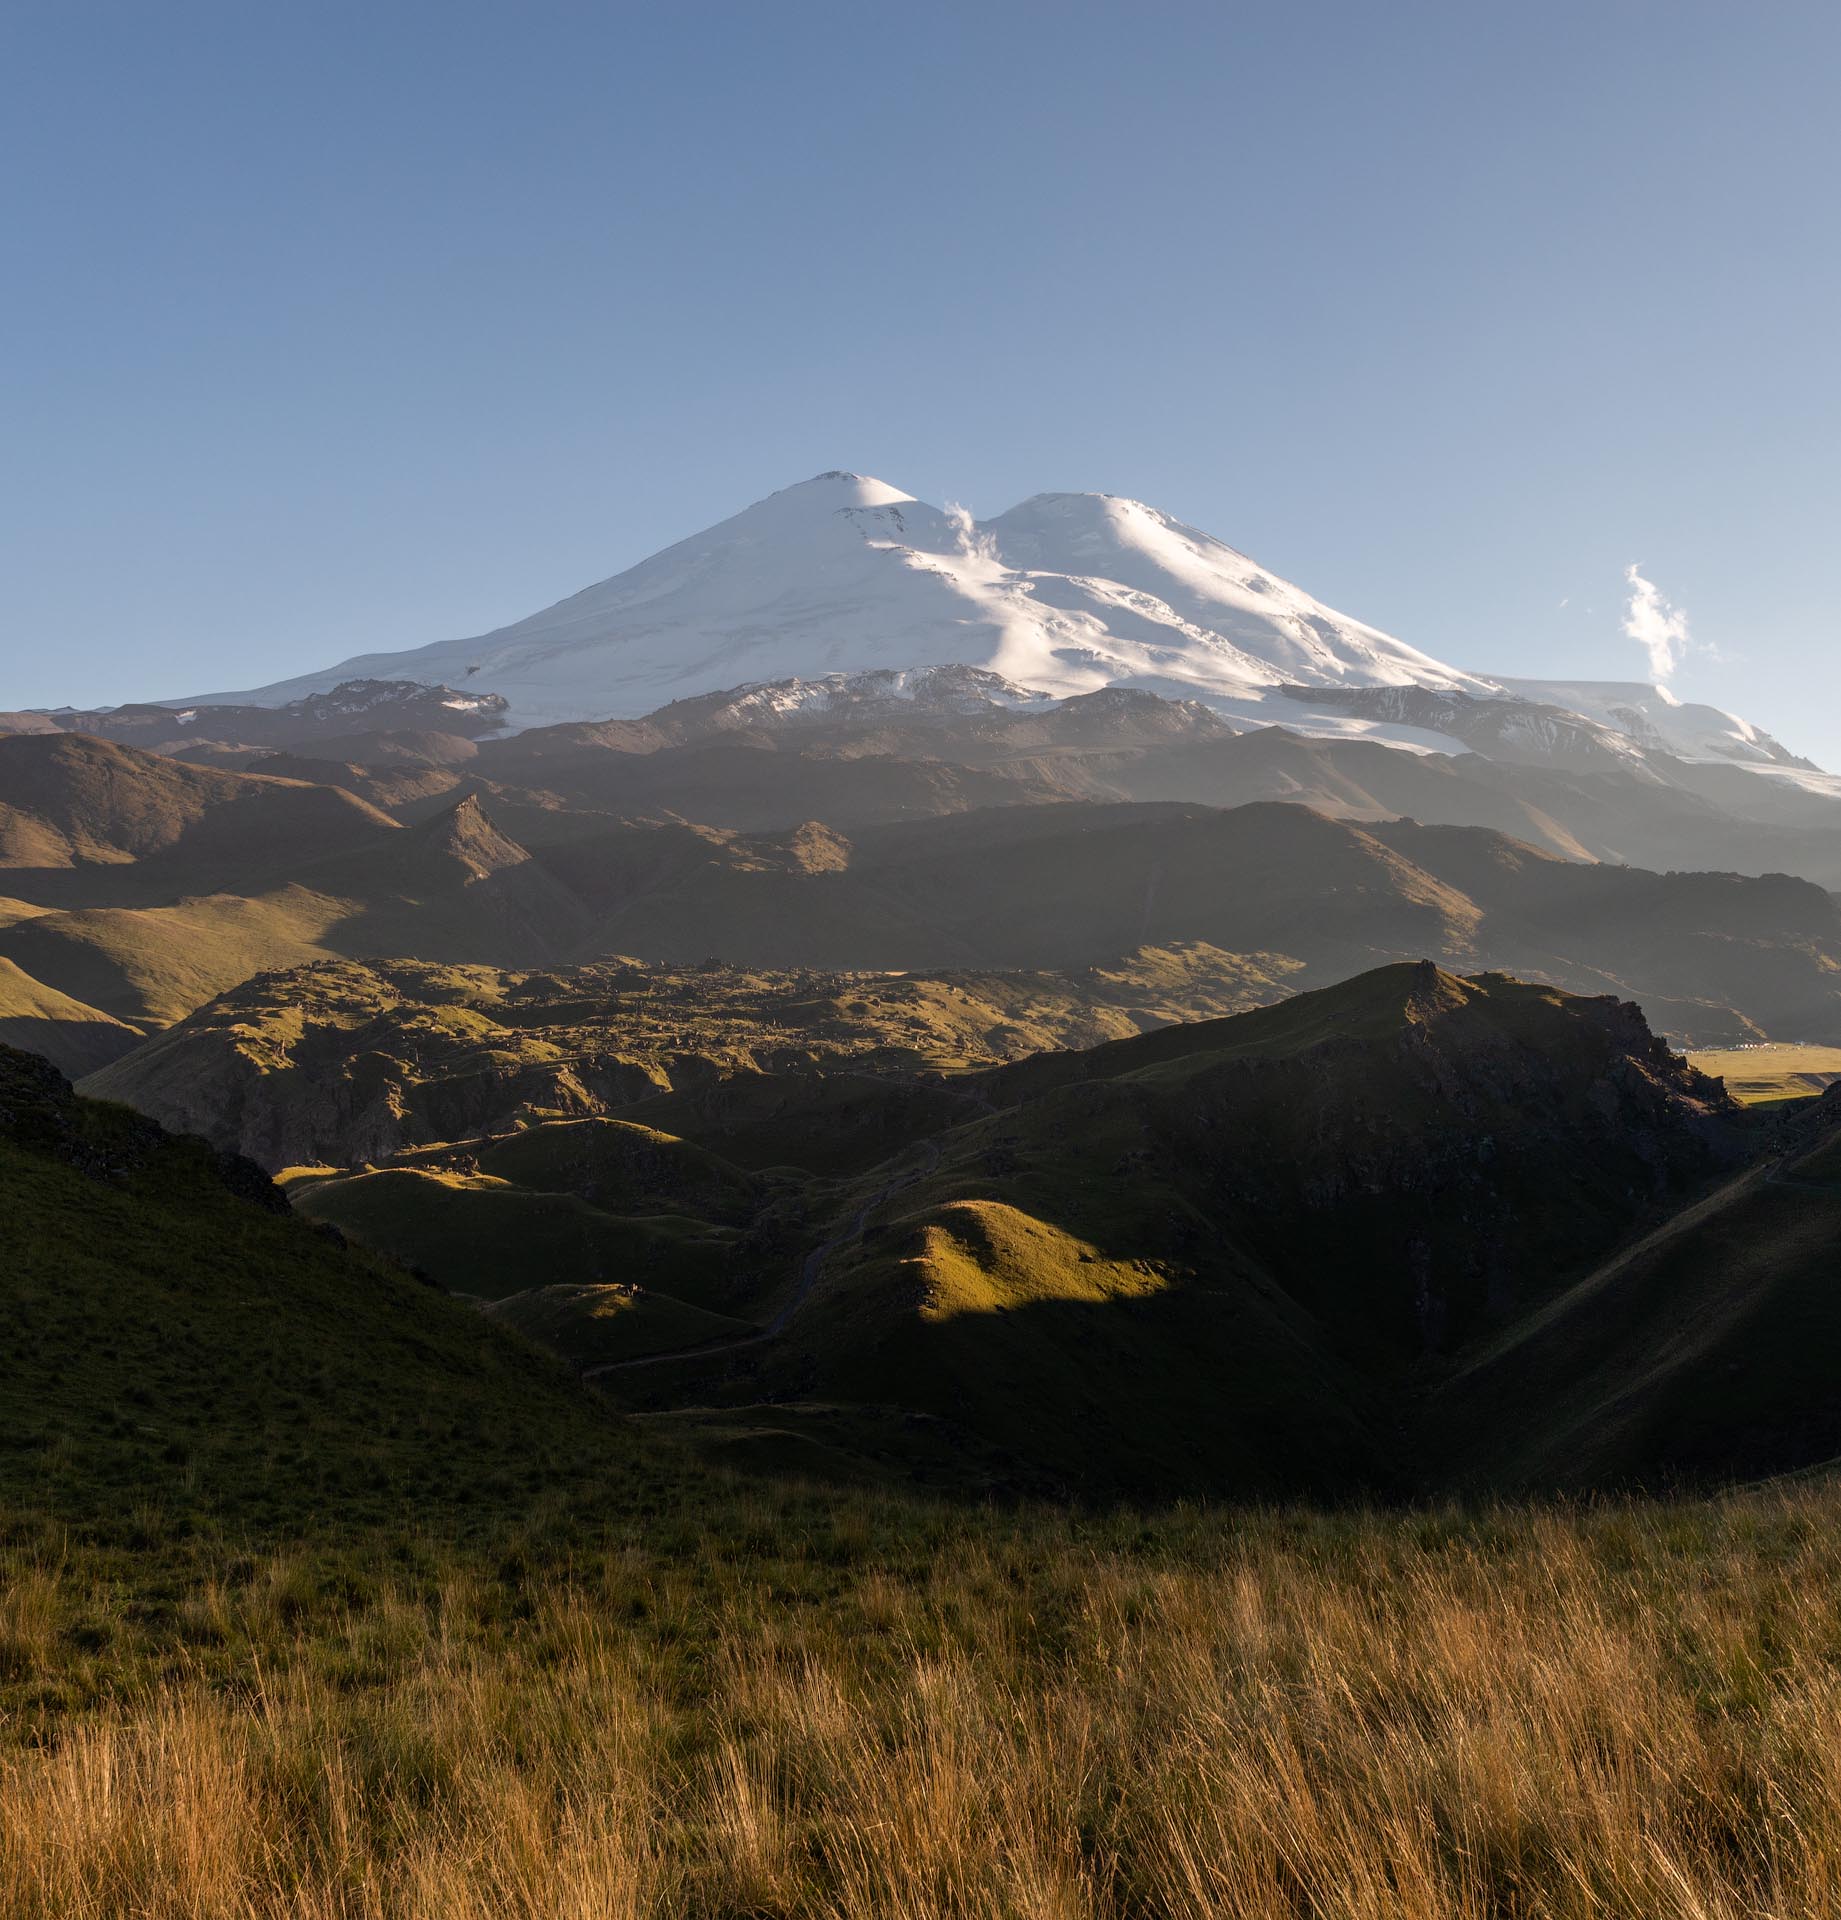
[{"left": 6, "top": 6, "right": 1841, "bottom": 1914}]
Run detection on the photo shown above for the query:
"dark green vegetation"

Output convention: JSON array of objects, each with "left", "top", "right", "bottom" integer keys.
[
  {"left": 0, "top": 1041, "right": 648, "bottom": 1544},
  {"left": 1437, "top": 1090, "right": 1841, "bottom": 1489}
]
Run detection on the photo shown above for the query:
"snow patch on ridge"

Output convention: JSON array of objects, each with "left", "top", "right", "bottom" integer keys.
[{"left": 1493, "top": 678, "right": 1816, "bottom": 772}]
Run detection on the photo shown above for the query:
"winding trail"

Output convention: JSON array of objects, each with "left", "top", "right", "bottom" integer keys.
[{"left": 581, "top": 1139, "right": 941, "bottom": 1381}]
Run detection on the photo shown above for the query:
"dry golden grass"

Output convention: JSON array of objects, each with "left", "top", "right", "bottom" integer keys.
[{"left": 8, "top": 1486, "right": 1841, "bottom": 1917}]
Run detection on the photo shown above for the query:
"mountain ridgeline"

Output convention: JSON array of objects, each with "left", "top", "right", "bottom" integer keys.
[
  {"left": 169, "top": 472, "right": 1817, "bottom": 787},
  {"left": 4, "top": 726, "right": 1841, "bottom": 1083}
]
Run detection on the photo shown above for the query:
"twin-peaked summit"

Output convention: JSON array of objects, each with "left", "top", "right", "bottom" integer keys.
[
  {"left": 188, "top": 470, "right": 1821, "bottom": 782},
  {"left": 198, "top": 470, "right": 1495, "bottom": 731}
]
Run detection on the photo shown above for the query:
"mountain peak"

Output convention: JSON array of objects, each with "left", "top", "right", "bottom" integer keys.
[
  {"left": 198, "top": 471, "right": 1504, "bottom": 729},
  {"left": 403, "top": 791, "right": 533, "bottom": 881},
  {"left": 769, "top": 470, "right": 916, "bottom": 509}
]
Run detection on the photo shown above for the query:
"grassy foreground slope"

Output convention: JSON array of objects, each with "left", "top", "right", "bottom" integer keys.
[{"left": 15, "top": 1041, "right": 1841, "bottom": 1912}]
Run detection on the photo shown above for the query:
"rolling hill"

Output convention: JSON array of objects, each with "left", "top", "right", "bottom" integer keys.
[
  {"left": 606, "top": 964, "right": 1740, "bottom": 1497},
  {"left": 4, "top": 718, "right": 1840, "bottom": 1078},
  {"left": 0, "top": 731, "right": 396, "bottom": 880},
  {"left": 0, "top": 955, "right": 140, "bottom": 1075}
]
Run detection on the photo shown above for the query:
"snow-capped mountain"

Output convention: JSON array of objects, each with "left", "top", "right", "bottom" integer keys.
[
  {"left": 192, "top": 471, "right": 1496, "bottom": 735},
  {"left": 185, "top": 469, "right": 1824, "bottom": 783}
]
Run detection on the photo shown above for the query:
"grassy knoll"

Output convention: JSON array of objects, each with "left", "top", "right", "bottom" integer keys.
[{"left": 1691, "top": 1041, "right": 1841, "bottom": 1107}]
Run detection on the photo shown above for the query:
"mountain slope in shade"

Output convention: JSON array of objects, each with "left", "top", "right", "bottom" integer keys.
[
  {"left": 0, "top": 1040, "right": 645, "bottom": 1539},
  {"left": 192, "top": 471, "right": 1501, "bottom": 731},
  {"left": 1433, "top": 1090, "right": 1841, "bottom": 1489},
  {"left": 0, "top": 733, "right": 398, "bottom": 875}
]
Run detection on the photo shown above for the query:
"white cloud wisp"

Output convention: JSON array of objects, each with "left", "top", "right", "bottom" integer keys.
[{"left": 1623, "top": 564, "right": 1692, "bottom": 682}]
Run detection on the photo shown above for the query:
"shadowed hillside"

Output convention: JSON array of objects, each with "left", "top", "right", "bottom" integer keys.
[
  {"left": 253, "top": 963, "right": 1761, "bottom": 1499},
  {"left": 0, "top": 955, "right": 139, "bottom": 1075},
  {"left": 605, "top": 965, "right": 1739, "bottom": 1496},
  {"left": 0, "top": 732, "right": 396, "bottom": 879},
  {"left": 1433, "top": 1088, "right": 1841, "bottom": 1489},
  {"left": 0, "top": 1041, "right": 647, "bottom": 1538}
]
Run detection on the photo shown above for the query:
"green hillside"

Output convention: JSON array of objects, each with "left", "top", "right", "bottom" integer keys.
[{"left": 0, "top": 1042, "right": 648, "bottom": 1544}]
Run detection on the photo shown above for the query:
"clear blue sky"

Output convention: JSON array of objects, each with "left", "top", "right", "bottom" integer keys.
[{"left": 5, "top": 2, "right": 1838, "bottom": 763}]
